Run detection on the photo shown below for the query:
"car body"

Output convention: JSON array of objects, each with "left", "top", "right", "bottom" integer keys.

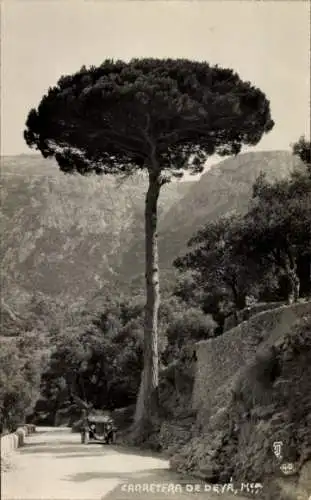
[{"left": 81, "top": 414, "right": 116, "bottom": 444}]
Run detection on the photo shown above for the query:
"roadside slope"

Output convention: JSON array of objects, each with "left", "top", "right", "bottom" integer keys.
[{"left": 171, "top": 300, "right": 311, "bottom": 500}]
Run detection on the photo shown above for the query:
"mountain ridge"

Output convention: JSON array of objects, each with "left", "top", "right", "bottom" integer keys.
[{"left": 0, "top": 155, "right": 192, "bottom": 308}]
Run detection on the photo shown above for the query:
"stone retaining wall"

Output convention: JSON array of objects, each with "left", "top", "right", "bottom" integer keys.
[
  {"left": 223, "top": 301, "right": 284, "bottom": 332},
  {"left": 192, "top": 301, "right": 311, "bottom": 422},
  {"left": 1, "top": 424, "right": 36, "bottom": 463}
]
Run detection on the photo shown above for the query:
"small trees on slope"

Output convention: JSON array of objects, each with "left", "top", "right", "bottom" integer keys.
[{"left": 175, "top": 142, "right": 311, "bottom": 314}]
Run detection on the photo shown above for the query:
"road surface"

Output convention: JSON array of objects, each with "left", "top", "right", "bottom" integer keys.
[{"left": 2, "top": 427, "right": 250, "bottom": 500}]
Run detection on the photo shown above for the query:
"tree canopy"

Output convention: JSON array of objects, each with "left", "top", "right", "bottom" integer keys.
[
  {"left": 24, "top": 58, "right": 274, "bottom": 180},
  {"left": 174, "top": 214, "right": 264, "bottom": 312},
  {"left": 242, "top": 170, "right": 311, "bottom": 262}
]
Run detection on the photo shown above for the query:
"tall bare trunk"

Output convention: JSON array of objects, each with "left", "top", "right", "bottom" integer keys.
[
  {"left": 134, "top": 373, "right": 144, "bottom": 424},
  {"left": 139, "top": 171, "right": 161, "bottom": 426}
]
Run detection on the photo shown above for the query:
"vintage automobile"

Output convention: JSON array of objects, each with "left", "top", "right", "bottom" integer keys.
[{"left": 81, "top": 413, "right": 116, "bottom": 445}]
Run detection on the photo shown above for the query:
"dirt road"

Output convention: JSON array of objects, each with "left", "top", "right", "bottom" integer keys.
[{"left": 2, "top": 427, "right": 251, "bottom": 500}]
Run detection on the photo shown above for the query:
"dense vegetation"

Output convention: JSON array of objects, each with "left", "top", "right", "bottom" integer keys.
[
  {"left": 1, "top": 137, "right": 309, "bottom": 438},
  {"left": 0, "top": 332, "right": 48, "bottom": 433},
  {"left": 31, "top": 294, "right": 216, "bottom": 426}
]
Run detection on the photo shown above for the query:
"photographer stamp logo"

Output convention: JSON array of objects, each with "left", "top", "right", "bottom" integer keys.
[{"left": 272, "top": 441, "right": 283, "bottom": 459}]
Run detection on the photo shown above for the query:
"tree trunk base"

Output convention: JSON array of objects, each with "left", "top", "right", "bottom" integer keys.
[{"left": 129, "top": 414, "right": 160, "bottom": 446}]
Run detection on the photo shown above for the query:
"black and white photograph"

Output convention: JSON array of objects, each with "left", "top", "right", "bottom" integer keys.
[{"left": 0, "top": 1, "right": 310, "bottom": 499}]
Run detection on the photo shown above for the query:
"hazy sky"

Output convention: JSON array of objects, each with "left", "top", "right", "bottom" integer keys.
[{"left": 1, "top": 0, "right": 310, "bottom": 157}]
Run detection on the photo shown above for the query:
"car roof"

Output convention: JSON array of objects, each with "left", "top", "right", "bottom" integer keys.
[{"left": 87, "top": 415, "right": 113, "bottom": 423}]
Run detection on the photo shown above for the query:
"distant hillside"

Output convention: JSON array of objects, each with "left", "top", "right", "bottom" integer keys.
[
  {"left": 118, "top": 150, "right": 304, "bottom": 288},
  {"left": 1, "top": 155, "right": 192, "bottom": 308}
]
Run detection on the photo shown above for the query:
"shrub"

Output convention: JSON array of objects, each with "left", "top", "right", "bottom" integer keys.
[
  {"left": 163, "top": 308, "right": 216, "bottom": 364},
  {"left": 0, "top": 337, "right": 46, "bottom": 432}
]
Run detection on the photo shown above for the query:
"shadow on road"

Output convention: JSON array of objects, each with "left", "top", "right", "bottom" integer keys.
[
  {"left": 19, "top": 444, "right": 84, "bottom": 453},
  {"left": 109, "top": 445, "right": 165, "bottom": 459},
  {"left": 54, "top": 453, "right": 110, "bottom": 458},
  {"left": 20, "top": 441, "right": 169, "bottom": 460},
  {"left": 65, "top": 468, "right": 178, "bottom": 483},
  {"left": 64, "top": 469, "right": 199, "bottom": 500},
  {"left": 19, "top": 441, "right": 169, "bottom": 465}
]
